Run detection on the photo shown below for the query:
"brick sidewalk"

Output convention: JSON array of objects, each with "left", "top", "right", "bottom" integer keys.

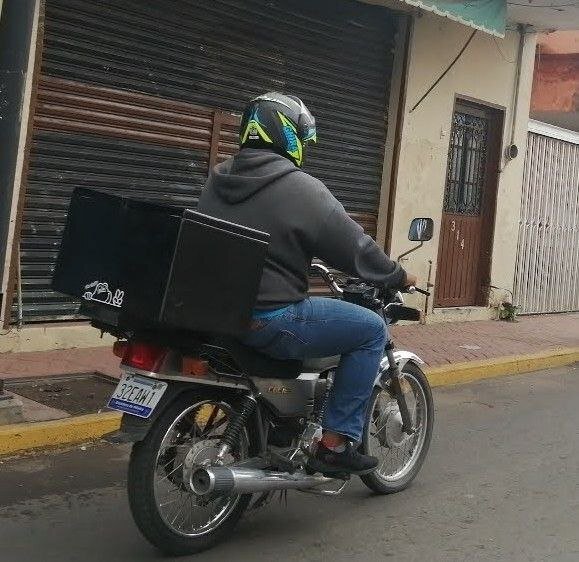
[
  {"left": 392, "top": 312, "right": 579, "bottom": 367},
  {"left": 0, "top": 312, "right": 577, "bottom": 379}
]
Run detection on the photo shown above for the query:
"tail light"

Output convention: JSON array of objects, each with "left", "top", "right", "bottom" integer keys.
[{"left": 115, "top": 341, "right": 168, "bottom": 372}]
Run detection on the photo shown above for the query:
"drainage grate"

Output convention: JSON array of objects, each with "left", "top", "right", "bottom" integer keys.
[{"left": 4, "top": 373, "right": 117, "bottom": 416}]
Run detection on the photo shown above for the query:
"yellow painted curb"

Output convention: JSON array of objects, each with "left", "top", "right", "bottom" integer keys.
[
  {"left": 426, "top": 347, "right": 579, "bottom": 387},
  {"left": 0, "top": 347, "right": 577, "bottom": 457},
  {"left": 0, "top": 411, "right": 121, "bottom": 457}
]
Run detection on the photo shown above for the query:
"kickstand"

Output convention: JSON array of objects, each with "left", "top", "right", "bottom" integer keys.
[{"left": 250, "top": 492, "right": 273, "bottom": 511}]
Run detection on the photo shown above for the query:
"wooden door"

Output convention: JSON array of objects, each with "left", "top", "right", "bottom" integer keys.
[{"left": 435, "top": 101, "right": 502, "bottom": 307}]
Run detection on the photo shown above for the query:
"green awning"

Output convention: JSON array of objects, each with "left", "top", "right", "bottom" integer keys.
[{"left": 400, "top": 0, "right": 506, "bottom": 37}]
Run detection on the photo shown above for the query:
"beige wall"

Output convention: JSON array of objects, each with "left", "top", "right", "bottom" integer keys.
[
  {"left": 389, "top": 13, "right": 537, "bottom": 320},
  {"left": 0, "top": 324, "right": 115, "bottom": 353}
]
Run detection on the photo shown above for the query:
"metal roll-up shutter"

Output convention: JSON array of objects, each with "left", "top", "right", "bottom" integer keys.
[
  {"left": 17, "top": 0, "right": 396, "bottom": 322},
  {"left": 513, "top": 130, "right": 579, "bottom": 314}
]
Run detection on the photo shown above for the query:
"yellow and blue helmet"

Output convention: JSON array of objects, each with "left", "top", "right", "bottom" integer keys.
[{"left": 239, "top": 92, "right": 317, "bottom": 167}]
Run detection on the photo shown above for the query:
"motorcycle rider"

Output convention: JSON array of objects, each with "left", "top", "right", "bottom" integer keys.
[{"left": 199, "top": 93, "right": 417, "bottom": 475}]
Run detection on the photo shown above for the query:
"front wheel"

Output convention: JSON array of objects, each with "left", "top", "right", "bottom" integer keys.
[
  {"left": 127, "top": 392, "right": 256, "bottom": 555},
  {"left": 360, "top": 362, "right": 434, "bottom": 494}
]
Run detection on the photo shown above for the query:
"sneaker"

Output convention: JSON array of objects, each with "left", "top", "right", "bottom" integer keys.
[{"left": 307, "top": 442, "right": 378, "bottom": 476}]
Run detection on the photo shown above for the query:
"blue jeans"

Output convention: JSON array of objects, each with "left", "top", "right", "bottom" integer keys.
[{"left": 244, "top": 297, "right": 387, "bottom": 441}]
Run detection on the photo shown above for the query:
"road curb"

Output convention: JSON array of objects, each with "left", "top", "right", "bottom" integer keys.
[
  {"left": 0, "top": 347, "right": 577, "bottom": 457},
  {"left": 0, "top": 411, "right": 121, "bottom": 457},
  {"left": 426, "top": 347, "right": 579, "bottom": 387}
]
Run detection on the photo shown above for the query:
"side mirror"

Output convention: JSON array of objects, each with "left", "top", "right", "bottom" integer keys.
[{"left": 408, "top": 218, "right": 434, "bottom": 242}]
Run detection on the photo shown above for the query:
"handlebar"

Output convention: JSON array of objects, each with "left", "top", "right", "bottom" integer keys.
[
  {"left": 311, "top": 263, "right": 431, "bottom": 298},
  {"left": 311, "top": 263, "right": 431, "bottom": 324}
]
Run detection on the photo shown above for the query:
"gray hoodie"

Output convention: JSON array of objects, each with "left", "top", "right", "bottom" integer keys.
[{"left": 198, "top": 149, "right": 406, "bottom": 310}]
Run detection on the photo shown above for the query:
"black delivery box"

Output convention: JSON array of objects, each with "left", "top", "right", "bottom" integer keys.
[{"left": 52, "top": 188, "right": 270, "bottom": 336}]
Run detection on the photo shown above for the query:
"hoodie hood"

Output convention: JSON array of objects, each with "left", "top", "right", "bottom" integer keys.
[{"left": 206, "top": 148, "right": 299, "bottom": 204}]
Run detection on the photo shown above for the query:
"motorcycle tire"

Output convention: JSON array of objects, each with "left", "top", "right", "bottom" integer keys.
[
  {"left": 127, "top": 391, "right": 258, "bottom": 555},
  {"left": 360, "top": 362, "right": 434, "bottom": 494}
]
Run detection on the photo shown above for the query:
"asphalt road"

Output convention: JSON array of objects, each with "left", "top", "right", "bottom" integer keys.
[{"left": 1, "top": 364, "right": 578, "bottom": 562}]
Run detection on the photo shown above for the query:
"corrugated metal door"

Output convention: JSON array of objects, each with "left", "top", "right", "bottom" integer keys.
[
  {"left": 15, "top": 0, "right": 396, "bottom": 322},
  {"left": 435, "top": 101, "right": 502, "bottom": 308},
  {"left": 513, "top": 130, "right": 579, "bottom": 314}
]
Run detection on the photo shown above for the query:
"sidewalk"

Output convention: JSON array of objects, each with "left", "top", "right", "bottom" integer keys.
[
  {"left": 1, "top": 312, "right": 577, "bottom": 379},
  {"left": 393, "top": 311, "right": 579, "bottom": 367}
]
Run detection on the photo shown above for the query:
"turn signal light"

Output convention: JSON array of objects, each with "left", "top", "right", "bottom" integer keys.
[
  {"left": 182, "top": 357, "right": 209, "bottom": 377},
  {"left": 112, "top": 341, "right": 128, "bottom": 359},
  {"left": 118, "top": 342, "right": 168, "bottom": 372}
]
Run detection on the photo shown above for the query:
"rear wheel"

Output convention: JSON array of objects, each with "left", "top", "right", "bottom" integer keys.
[
  {"left": 360, "top": 363, "right": 433, "bottom": 494},
  {"left": 127, "top": 392, "right": 256, "bottom": 555}
]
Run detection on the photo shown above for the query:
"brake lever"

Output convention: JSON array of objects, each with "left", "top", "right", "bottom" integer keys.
[
  {"left": 406, "top": 286, "right": 431, "bottom": 297},
  {"left": 310, "top": 263, "right": 343, "bottom": 296}
]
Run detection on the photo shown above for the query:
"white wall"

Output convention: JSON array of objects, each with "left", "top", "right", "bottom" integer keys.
[{"left": 389, "top": 13, "right": 536, "bottom": 320}]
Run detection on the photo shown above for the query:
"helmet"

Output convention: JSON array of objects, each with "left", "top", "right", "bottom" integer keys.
[{"left": 239, "top": 92, "right": 317, "bottom": 167}]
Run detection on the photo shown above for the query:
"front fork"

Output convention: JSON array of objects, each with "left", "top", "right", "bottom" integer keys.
[{"left": 383, "top": 341, "right": 415, "bottom": 435}]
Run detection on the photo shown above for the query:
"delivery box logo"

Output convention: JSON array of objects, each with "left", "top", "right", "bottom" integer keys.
[{"left": 83, "top": 281, "right": 125, "bottom": 308}]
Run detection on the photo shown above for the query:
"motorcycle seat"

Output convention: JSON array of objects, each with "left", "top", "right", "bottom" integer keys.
[
  {"left": 302, "top": 356, "right": 340, "bottom": 372},
  {"left": 215, "top": 337, "right": 339, "bottom": 379}
]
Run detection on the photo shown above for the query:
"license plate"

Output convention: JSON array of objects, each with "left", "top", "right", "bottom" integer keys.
[{"left": 107, "top": 374, "right": 168, "bottom": 418}]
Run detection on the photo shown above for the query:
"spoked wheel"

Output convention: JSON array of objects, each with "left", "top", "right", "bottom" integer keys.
[
  {"left": 361, "top": 363, "right": 433, "bottom": 494},
  {"left": 127, "top": 393, "right": 256, "bottom": 555}
]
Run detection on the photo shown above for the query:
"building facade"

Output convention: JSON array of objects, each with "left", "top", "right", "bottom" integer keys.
[
  {"left": 1, "top": 0, "right": 404, "bottom": 329},
  {"left": 0, "top": 0, "right": 558, "bottom": 351},
  {"left": 531, "top": 31, "right": 579, "bottom": 132},
  {"left": 513, "top": 30, "right": 579, "bottom": 315},
  {"left": 388, "top": 13, "right": 537, "bottom": 322}
]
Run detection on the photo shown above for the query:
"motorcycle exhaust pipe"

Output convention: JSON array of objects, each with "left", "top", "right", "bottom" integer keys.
[{"left": 190, "top": 466, "right": 335, "bottom": 496}]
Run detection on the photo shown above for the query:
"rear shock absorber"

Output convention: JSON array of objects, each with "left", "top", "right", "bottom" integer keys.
[
  {"left": 316, "top": 370, "right": 335, "bottom": 424},
  {"left": 216, "top": 394, "right": 257, "bottom": 463}
]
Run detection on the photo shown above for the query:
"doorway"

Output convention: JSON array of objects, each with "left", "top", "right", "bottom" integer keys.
[{"left": 435, "top": 99, "right": 503, "bottom": 307}]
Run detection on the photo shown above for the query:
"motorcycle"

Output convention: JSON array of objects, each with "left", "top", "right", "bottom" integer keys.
[{"left": 103, "top": 218, "right": 435, "bottom": 555}]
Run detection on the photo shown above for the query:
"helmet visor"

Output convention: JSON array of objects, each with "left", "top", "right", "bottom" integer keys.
[
  {"left": 297, "top": 101, "right": 317, "bottom": 144},
  {"left": 301, "top": 117, "right": 317, "bottom": 144}
]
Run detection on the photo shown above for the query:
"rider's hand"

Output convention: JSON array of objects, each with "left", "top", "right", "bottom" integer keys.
[{"left": 404, "top": 272, "right": 418, "bottom": 288}]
